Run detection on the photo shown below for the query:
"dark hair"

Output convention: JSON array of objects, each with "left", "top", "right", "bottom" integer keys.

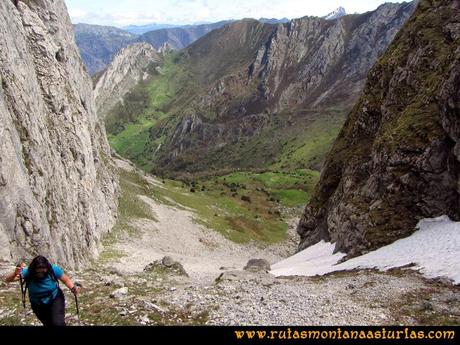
[{"left": 27, "top": 255, "right": 52, "bottom": 281}]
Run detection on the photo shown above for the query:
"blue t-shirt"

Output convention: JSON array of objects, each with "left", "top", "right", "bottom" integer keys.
[{"left": 21, "top": 264, "right": 64, "bottom": 305}]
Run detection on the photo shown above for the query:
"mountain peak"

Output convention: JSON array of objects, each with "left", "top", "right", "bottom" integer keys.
[{"left": 323, "top": 7, "right": 347, "bottom": 20}]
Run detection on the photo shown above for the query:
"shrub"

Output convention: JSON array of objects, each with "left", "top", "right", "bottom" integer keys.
[{"left": 241, "top": 195, "right": 251, "bottom": 203}]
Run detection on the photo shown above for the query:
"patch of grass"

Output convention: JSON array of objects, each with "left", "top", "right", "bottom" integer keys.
[
  {"left": 136, "top": 173, "right": 286, "bottom": 244},
  {"left": 271, "top": 112, "right": 345, "bottom": 171},
  {"left": 271, "top": 189, "right": 310, "bottom": 207},
  {"left": 109, "top": 117, "right": 154, "bottom": 157},
  {"left": 217, "top": 169, "right": 319, "bottom": 208},
  {"left": 135, "top": 168, "right": 319, "bottom": 244},
  {"left": 118, "top": 170, "right": 156, "bottom": 221}
]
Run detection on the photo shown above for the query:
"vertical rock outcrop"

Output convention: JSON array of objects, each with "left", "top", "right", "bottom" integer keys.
[
  {"left": 297, "top": 0, "right": 460, "bottom": 258},
  {"left": 0, "top": 0, "right": 118, "bottom": 268},
  {"left": 94, "top": 42, "right": 162, "bottom": 119}
]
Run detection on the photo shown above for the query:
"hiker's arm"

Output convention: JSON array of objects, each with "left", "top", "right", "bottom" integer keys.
[
  {"left": 4, "top": 266, "right": 22, "bottom": 282},
  {"left": 59, "top": 273, "right": 80, "bottom": 294}
]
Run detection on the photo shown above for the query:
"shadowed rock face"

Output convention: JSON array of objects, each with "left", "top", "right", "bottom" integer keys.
[
  {"left": 297, "top": 0, "right": 460, "bottom": 258},
  {"left": 0, "top": 0, "right": 118, "bottom": 268}
]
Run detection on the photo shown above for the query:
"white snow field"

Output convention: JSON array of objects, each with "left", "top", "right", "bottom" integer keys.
[{"left": 271, "top": 216, "right": 460, "bottom": 284}]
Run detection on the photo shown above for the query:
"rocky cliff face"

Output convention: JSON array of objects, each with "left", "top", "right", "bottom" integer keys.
[
  {"left": 146, "top": 2, "right": 416, "bottom": 175},
  {"left": 0, "top": 0, "right": 118, "bottom": 268},
  {"left": 297, "top": 0, "right": 460, "bottom": 258},
  {"left": 94, "top": 43, "right": 162, "bottom": 119},
  {"left": 248, "top": 2, "right": 416, "bottom": 112}
]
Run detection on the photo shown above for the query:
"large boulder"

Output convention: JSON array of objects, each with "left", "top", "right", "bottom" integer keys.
[
  {"left": 243, "top": 259, "right": 271, "bottom": 272},
  {"left": 143, "top": 256, "right": 189, "bottom": 277}
]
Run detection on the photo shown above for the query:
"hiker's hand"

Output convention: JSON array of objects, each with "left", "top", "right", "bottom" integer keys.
[
  {"left": 14, "top": 264, "right": 24, "bottom": 276},
  {"left": 70, "top": 286, "right": 81, "bottom": 295}
]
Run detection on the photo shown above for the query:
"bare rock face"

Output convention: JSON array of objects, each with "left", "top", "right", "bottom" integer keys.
[
  {"left": 94, "top": 43, "right": 162, "bottom": 119},
  {"left": 257, "top": 2, "right": 417, "bottom": 111},
  {"left": 297, "top": 0, "right": 460, "bottom": 258},
  {"left": 0, "top": 0, "right": 118, "bottom": 268}
]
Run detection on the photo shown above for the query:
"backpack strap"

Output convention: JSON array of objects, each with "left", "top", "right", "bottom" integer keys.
[{"left": 48, "top": 264, "right": 60, "bottom": 287}]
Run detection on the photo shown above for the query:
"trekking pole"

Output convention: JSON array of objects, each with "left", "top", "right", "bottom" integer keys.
[
  {"left": 16, "top": 260, "right": 27, "bottom": 325},
  {"left": 16, "top": 261, "right": 26, "bottom": 309},
  {"left": 19, "top": 274, "right": 25, "bottom": 308},
  {"left": 73, "top": 282, "right": 82, "bottom": 325}
]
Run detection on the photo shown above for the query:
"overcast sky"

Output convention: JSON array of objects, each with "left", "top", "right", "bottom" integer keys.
[{"left": 65, "top": 0, "right": 406, "bottom": 27}]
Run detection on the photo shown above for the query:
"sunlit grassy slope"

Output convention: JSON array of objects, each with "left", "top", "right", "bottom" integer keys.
[{"left": 113, "top": 164, "right": 319, "bottom": 244}]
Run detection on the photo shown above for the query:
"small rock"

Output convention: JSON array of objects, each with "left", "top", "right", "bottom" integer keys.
[
  {"left": 110, "top": 287, "right": 128, "bottom": 299},
  {"left": 162, "top": 256, "right": 175, "bottom": 267},
  {"left": 108, "top": 267, "right": 124, "bottom": 276},
  {"left": 145, "top": 301, "right": 166, "bottom": 314},
  {"left": 103, "top": 277, "right": 125, "bottom": 288},
  {"left": 139, "top": 315, "right": 150, "bottom": 324}
]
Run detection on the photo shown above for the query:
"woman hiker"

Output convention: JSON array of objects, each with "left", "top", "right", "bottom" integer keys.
[{"left": 4, "top": 255, "right": 81, "bottom": 326}]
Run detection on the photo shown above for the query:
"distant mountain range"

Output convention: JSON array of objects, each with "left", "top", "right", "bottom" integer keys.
[
  {"left": 135, "top": 21, "right": 234, "bottom": 51},
  {"left": 74, "top": 9, "right": 348, "bottom": 75},
  {"left": 123, "top": 23, "right": 181, "bottom": 35},
  {"left": 258, "top": 17, "right": 290, "bottom": 24},
  {"left": 74, "top": 20, "right": 233, "bottom": 75}
]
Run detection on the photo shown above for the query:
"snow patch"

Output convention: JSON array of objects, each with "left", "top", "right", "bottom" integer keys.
[
  {"left": 271, "top": 216, "right": 460, "bottom": 284},
  {"left": 323, "top": 7, "right": 347, "bottom": 20}
]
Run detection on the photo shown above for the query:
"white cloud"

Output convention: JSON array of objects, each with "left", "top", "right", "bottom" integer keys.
[{"left": 68, "top": 8, "right": 88, "bottom": 20}]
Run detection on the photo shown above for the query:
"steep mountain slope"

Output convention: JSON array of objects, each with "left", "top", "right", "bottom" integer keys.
[
  {"left": 136, "top": 21, "right": 233, "bottom": 50},
  {"left": 104, "top": 2, "right": 416, "bottom": 177},
  {"left": 297, "top": 0, "right": 460, "bottom": 258},
  {"left": 73, "top": 23, "right": 136, "bottom": 75},
  {"left": 94, "top": 43, "right": 162, "bottom": 119},
  {"left": 0, "top": 0, "right": 118, "bottom": 268}
]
